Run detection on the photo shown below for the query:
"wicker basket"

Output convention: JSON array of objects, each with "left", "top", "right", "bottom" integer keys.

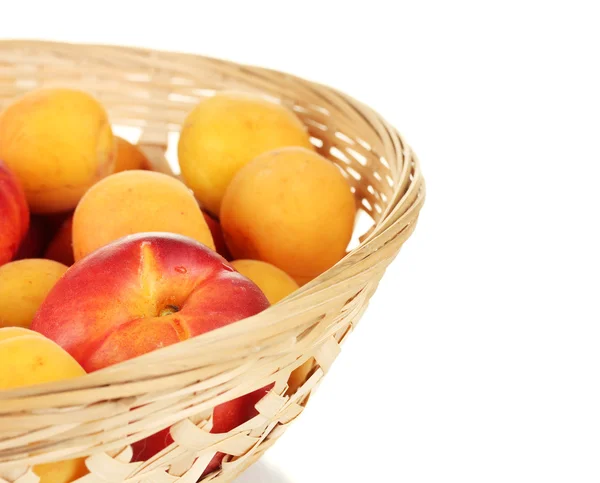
[{"left": 0, "top": 40, "right": 425, "bottom": 483}]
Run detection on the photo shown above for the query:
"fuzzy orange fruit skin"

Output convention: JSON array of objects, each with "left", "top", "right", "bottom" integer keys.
[
  {"left": 72, "top": 170, "right": 215, "bottom": 261},
  {"left": 114, "top": 136, "right": 150, "bottom": 172},
  {"left": 178, "top": 93, "right": 314, "bottom": 216},
  {"left": 221, "top": 147, "right": 356, "bottom": 285},
  {"left": 231, "top": 259, "right": 298, "bottom": 304},
  {"left": 229, "top": 259, "right": 308, "bottom": 399},
  {"left": 32, "top": 233, "right": 272, "bottom": 473},
  {"left": 0, "top": 161, "right": 29, "bottom": 265},
  {"left": 0, "top": 88, "right": 115, "bottom": 213},
  {"left": 0, "top": 328, "right": 88, "bottom": 482},
  {"left": 0, "top": 259, "right": 68, "bottom": 329}
]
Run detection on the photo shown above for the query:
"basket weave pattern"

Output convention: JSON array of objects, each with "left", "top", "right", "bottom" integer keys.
[{"left": 0, "top": 40, "right": 425, "bottom": 483}]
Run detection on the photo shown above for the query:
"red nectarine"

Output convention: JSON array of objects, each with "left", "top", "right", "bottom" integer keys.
[
  {"left": 32, "top": 233, "right": 273, "bottom": 474},
  {"left": 0, "top": 161, "right": 29, "bottom": 265},
  {"left": 203, "top": 210, "right": 232, "bottom": 260},
  {"left": 32, "top": 232, "right": 269, "bottom": 371}
]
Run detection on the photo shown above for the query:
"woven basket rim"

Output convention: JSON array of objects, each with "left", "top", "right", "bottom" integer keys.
[{"left": 0, "top": 39, "right": 425, "bottom": 401}]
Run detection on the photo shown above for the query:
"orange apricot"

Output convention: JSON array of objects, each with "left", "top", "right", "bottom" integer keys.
[
  {"left": 114, "top": 136, "right": 150, "bottom": 172},
  {"left": 0, "top": 88, "right": 115, "bottom": 213},
  {"left": 231, "top": 259, "right": 299, "bottom": 304},
  {"left": 0, "top": 328, "right": 88, "bottom": 482},
  {"left": 287, "top": 359, "right": 315, "bottom": 396},
  {"left": 0, "top": 259, "right": 68, "bottom": 329},
  {"left": 221, "top": 147, "right": 356, "bottom": 285},
  {"left": 72, "top": 170, "right": 214, "bottom": 261},
  {"left": 178, "top": 93, "right": 313, "bottom": 215}
]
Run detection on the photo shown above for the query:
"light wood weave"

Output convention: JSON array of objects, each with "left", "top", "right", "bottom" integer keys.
[{"left": 0, "top": 40, "right": 425, "bottom": 482}]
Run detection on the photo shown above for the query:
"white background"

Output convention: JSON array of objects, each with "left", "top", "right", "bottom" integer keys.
[{"left": 3, "top": 1, "right": 599, "bottom": 482}]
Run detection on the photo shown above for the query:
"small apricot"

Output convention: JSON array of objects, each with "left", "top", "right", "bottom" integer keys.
[
  {"left": 72, "top": 170, "right": 214, "bottom": 261},
  {"left": 231, "top": 259, "right": 299, "bottom": 304},
  {"left": 0, "top": 88, "right": 115, "bottom": 213},
  {"left": 0, "top": 259, "right": 68, "bottom": 329},
  {"left": 221, "top": 147, "right": 356, "bottom": 285},
  {"left": 287, "top": 359, "right": 315, "bottom": 396},
  {"left": 178, "top": 93, "right": 313, "bottom": 215},
  {"left": 114, "top": 136, "right": 150, "bottom": 172},
  {"left": 0, "top": 328, "right": 88, "bottom": 482}
]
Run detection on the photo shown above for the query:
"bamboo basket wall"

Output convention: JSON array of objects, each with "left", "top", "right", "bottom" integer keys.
[{"left": 0, "top": 40, "right": 425, "bottom": 483}]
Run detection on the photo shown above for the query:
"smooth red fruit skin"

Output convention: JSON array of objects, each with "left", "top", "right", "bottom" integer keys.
[
  {"left": 202, "top": 383, "right": 275, "bottom": 477},
  {"left": 0, "top": 161, "right": 29, "bottom": 265},
  {"left": 14, "top": 215, "right": 52, "bottom": 260},
  {"left": 32, "top": 232, "right": 269, "bottom": 372},
  {"left": 131, "top": 383, "right": 275, "bottom": 475},
  {"left": 203, "top": 211, "right": 232, "bottom": 260},
  {"left": 44, "top": 215, "right": 75, "bottom": 266},
  {"left": 32, "top": 232, "right": 272, "bottom": 473}
]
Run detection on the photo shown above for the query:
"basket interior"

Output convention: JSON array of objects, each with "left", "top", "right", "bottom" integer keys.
[{"left": 0, "top": 43, "right": 407, "bottom": 249}]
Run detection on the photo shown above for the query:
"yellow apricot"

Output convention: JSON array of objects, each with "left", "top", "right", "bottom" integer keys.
[
  {"left": 287, "top": 359, "right": 314, "bottom": 396},
  {"left": 33, "top": 460, "right": 88, "bottom": 483},
  {"left": 0, "top": 328, "right": 84, "bottom": 389},
  {"left": 231, "top": 259, "right": 299, "bottom": 304},
  {"left": 178, "top": 93, "right": 313, "bottom": 215},
  {"left": 0, "top": 259, "right": 68, "bottom": 329},
  {"left": 0, "top": 88, "right": 115, "bottom": 213},
  {"left": 72, "top": 170, "right": 214, "bottom": 261},
  {"left": 114, "top": 136, "right": 150, "bottom": 172},
  {"left": 221, "top": 147, "right": 356, "bottom": 285},
  {"left": 0, "top": 326, "right": 31, "bottom": 341},
  {"left": 0, "top": 328, "right": 88, "bottom": 483}
]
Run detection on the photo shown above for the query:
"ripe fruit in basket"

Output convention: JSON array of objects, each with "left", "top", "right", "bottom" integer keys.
[
  {"left": 114, "top": 136, "right": 150, "bottom": 172},
  {"left": 178, "top": 93, "right": 314, "bottom": 215},
  {"left": 229, "top": 260, "right": 312, "bottom": 395},
  {"left": 72, "top": 170, "right": 215, "bottom": 261},
  {"left": 44, "top": 214, "right": 75, "bottom": 266},
  {"left": 287, "top": 359, "right": 315, "bottom": 396},
  {"left": 0, "top": 327, "right": 88, "bottom": 482},
  {"left": 32, "top": 232, "right": 269, "bottom": 372},
  {"left": 231, "top": 259, "right": 299, "bottom": 304},
  {"left": 203, "top": 210, "right": 232, "bottom": 260},
  {"left": 134, "top": 382, "right": 274, "bottom": 476},
  {"left": 31, "top": 232, "right": 272, "bottom": 474},
  {"left": 0, "top": 88, "right": 116, "bottom": 213},
  {"left": 0, "top": 161, "right": 29, "bottom": 265},
  {"left": 221, "top": 147, "right": 356, "bottom": 285},
  {"left": 0, "top": 259, "right": 68, "bottom": 329}
]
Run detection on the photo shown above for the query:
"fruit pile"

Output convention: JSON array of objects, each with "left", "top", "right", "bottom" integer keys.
[{"left": 0, "top": 89, "right": 357, "bottom": 482}]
